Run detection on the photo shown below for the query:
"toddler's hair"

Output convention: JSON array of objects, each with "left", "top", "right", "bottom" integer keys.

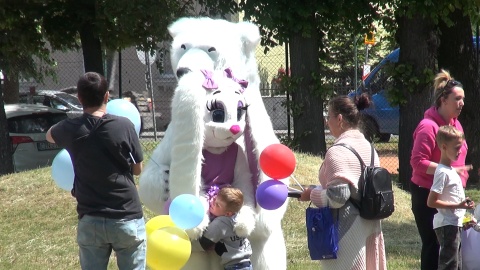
[
  {"left": 217, "top": 187, "right": 244, "bottom": 213},
  {"left": 436, "top": 125, "right": 464, "bottom": 145}
]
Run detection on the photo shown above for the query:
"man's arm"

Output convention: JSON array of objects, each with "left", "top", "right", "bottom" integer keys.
[{"left": 46, "top": 127, "right": 55, "bottom": 143}]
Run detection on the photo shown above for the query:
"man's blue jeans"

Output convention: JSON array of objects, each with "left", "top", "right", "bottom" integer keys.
[{"left": 77, "top": 215, "right": 146, "bottom": 270}]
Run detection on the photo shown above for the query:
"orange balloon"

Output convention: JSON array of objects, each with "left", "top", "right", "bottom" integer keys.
[{"left": 259, "top": 144, "right": 296, "bottom": 179}]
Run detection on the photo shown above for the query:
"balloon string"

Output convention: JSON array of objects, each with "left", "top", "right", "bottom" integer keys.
[
  {"left": 287, "top": 186, "right": 302, "bottom": 192},
  {"left": 290, "top": 174, "right": 304, "bottom": 191}
]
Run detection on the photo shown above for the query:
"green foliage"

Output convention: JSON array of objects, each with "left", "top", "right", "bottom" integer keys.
[
  {"left": 0, "top": 1, "right": 56, "bottom": 81},
  {"left": 388, "top": 64, "right": 435, "bottom": 106},
  {"left": 395, "top": 0, "right": 480, "bottom": 27},
  {"left": 41, "top": 0, "right": 188, "bottom": 52}
]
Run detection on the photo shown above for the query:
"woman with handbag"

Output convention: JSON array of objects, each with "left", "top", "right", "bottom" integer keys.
[{"left": 299, "top": 94, "right": 387, "bottom": 270}]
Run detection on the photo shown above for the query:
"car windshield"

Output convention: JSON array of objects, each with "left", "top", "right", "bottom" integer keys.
[
  {"left": 8, "top": 113, "right": 67, "bottom": 133},
  {"left": 55, "top": 93, "right": 82, "bottom": 108}
]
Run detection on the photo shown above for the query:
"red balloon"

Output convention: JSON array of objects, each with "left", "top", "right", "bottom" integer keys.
[{"left": 259, "top": 144, "right": 296, "bottom": 179}]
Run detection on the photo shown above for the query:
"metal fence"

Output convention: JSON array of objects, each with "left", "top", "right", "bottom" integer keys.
[{"left": 19, "top": 44, "right": 400, "bottom": 174}]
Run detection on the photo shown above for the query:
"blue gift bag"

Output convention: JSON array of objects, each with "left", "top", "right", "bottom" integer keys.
[{"left": 305, "top": 205, "right": 339, "bottom": 260}]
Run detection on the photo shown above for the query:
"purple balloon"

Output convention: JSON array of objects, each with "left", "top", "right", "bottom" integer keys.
[{"left": 256, "top": 180, "right": 288, "bottom": 210}]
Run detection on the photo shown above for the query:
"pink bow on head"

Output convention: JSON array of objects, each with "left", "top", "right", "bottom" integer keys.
[
  {"left": 224, "top": 68, "right": 248, "bottom": 92},
  {"left": 201, "top": 70, "right": 218, "bottom": 90}
]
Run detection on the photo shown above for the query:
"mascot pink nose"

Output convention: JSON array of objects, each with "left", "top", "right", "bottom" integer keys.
[{"left": 230, "top": 125, "right": 241, "bottom": 135}]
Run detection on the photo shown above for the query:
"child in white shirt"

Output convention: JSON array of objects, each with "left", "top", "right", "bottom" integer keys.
[{"left": 427, "top": 125, "right": 475, "bottom": 270}]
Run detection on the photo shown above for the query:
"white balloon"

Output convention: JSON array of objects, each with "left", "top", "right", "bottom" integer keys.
[{"left": 106, "top": 99, "right": 141, "bottom": 135}]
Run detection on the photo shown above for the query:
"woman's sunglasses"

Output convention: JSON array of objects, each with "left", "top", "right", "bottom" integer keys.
[{"left": 444, "top": 80, "right": 463, "bottom": 91}]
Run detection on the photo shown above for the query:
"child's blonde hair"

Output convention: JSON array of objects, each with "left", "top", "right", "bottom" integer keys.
[
  {"left": 436, "top": 125, "right": 465, "bottom": 145},
  {"left": 217, "top": 187, "right": 244, "bottom": 213}
]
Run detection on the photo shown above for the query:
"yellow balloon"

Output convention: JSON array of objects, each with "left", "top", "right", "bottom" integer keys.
[
  {"left": 146, "top": 226, "right": 191, "bottom": 270},
  {"left": 146, "top": 215, "right": 175, "bottom": 236}
]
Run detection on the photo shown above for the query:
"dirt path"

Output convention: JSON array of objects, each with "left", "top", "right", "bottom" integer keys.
[{"left": 380, "top": 154, "right": 399, "bottom": 175}]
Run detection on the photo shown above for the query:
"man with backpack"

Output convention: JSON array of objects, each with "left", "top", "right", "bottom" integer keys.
[{"left": 299, "top": 95, "right": 388, "bottom": 270}]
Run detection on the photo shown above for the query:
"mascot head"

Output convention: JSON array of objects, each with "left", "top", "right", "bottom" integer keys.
[
  {"left": 202, "top": 69, "right": 249, "bottom": 148},
  {"left": 168, "top": 17, "right": 261, "bottom": 84},
  {"left": 167, "top": 68, "right": 251, "bottom": 197},
  {"left": 168, "top": 17, "right": 280, "bottom": 192}
]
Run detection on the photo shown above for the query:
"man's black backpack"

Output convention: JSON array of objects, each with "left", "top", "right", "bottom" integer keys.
[{"left": 335, "top": 143, "right": 394, "bottom": 220}]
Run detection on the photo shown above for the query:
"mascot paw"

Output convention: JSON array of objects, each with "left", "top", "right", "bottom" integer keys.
[
  {"left": 186, "top": 213, "right": 210, "bottom": 240},
  {"left": 233, "top": 206, "right": 256, "bottom": 237}
]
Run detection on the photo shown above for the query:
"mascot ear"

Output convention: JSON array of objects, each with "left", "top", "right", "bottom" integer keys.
[{"left": 237, "top": 22, "right": 261, "bottom": 54}]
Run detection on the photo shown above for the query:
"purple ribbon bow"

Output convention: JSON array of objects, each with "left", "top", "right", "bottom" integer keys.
[
  {"left": 201, "top": 70, "right": 218, "bottom": 90},
  {"left": 224, "top": 68, "right": 248, "bottom": 92}
]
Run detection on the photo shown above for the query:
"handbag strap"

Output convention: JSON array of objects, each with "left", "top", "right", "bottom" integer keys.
[
  {"left": 331, "top": 143, "right": 375, "bottom": 210},
  {"left": 334, "top": 143, "right": 374, "bottom": 167}
]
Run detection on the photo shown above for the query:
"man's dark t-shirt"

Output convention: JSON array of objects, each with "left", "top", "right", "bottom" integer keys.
[{"left": 51, "top": 113, "right": 143, "bottom": 220}]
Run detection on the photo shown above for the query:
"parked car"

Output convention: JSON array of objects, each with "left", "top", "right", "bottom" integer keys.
[
  {"left": 6, "top": 104, "right": 68, "bottom": 172},
  {"left": 19, "top": 90, "right": 83, "bottom": 118},
  {"left": 350, "top": 36, "right": 479, "bottom": 142}
]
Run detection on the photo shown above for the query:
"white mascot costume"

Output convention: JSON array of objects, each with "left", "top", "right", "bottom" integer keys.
[
  {"left": 461, "top": 206, "right": 480, "bottom": 270},
  {"left": 139, "top": 17, "right": 288, "bottom": 270}
]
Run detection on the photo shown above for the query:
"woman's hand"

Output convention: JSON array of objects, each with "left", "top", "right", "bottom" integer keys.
[
  {"left": 298, "top": 187, "right": 313, "bottom": 202},
  {"left": 455, "top": 164, "right": 473, "bottom": 176}
]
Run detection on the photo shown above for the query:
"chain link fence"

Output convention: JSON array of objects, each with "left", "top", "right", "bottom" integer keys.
[{"left": 18, "top": 44, "right": 400, "bottom": 174}]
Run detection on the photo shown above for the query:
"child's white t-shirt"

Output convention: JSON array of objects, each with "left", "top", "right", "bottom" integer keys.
[{"left": 431, "top": 164, "right": 466, "bottom": 229}]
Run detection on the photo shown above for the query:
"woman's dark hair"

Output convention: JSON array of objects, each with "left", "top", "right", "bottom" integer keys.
[
  {"left": 328, "top": 93, "right": 371, "bottom": 128},
  {"left": 77, "top": 72, "right": 109, "bottom": 108}
]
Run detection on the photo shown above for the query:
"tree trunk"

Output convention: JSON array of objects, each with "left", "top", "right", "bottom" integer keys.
[
  {"left": 396, "top": 13, "right": 438, "bottom": 190},
  {"left": 79, "top": 21, "right": 104, "bottom": 75},
  {"left": 3, "top": 71, "right": 20, "bottom": 104},
  {"left": 289, "top": 18, "right": 326, "bottom": 156},
  {"left": 438, "top": 10, "right": 480, "bottom": 185},
  {"left": 0, "top": 73, "right": 15, "bottom": 175}
]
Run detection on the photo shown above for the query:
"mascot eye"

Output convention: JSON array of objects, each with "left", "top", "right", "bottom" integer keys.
[
  {"left": 208, "top": 47, "right": 216, "bottom": 52},
  {"left": 212, "top": 110, "right": 225, "bottom": 123},
  {"left": 181, "top": 44, "right": 186, "bottom": 50}
]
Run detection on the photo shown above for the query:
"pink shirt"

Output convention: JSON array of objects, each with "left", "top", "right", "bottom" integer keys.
[{"left": 410, "top": 106, "right": 468, "bottom": 188}]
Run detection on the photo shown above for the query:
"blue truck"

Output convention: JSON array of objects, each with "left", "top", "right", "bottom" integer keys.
[
  {"left": 351, "top": 37, "right": 479, "bottom": 142},
  {"left": 349, "top": 48, "right": 399, "bottom": 142}
]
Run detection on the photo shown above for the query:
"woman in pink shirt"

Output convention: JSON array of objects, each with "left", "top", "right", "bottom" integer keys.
[
  {"left": 410, "top": 69, "right": 472, "bottom": 270},
  {"left": 299, "top": 94, "right": 386, "bottom": 270}
]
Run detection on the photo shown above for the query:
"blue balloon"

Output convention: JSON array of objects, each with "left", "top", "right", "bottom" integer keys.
[
  {"left": 256, "top": 180, "right": 288, "bottom": 210},
  {"left": 106, "top": 99, "right": 141, "bottom": 135},
  {"left": 169, "top": 194, "right": 205, "bottom": 230},
  {"left": 51, "top": 149, "right": 74, "bottom": 191}
]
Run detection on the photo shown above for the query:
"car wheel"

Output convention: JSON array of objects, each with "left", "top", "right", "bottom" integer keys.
[
  {"left": 360, "top": 114, "right": 380, "bottom": 143},
  {"left": 378, "top": 133, "right": 391, "bottom": 143}
]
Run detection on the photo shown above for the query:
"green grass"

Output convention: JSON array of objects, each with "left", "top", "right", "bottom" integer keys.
[{"left": 2, "top": 152, "right": 480, "bottom": 269}]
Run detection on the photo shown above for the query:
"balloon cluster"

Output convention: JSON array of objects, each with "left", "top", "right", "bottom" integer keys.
[
  {"left": 51, "top": 99, "right": 141, "bottom": 191},
  {"left": 256, "top": 144, "right": 296, "bottom": 210},
  {"left": 146, "top": 194, "right": 205, "bottom": 270}
]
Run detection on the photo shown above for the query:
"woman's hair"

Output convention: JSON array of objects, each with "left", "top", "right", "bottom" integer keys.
[
  {"left": 217, "top": 187, "right": 244, "bottom": 213},
  {"left": 77, "top": 72, "right": 109, "bottom": 108},
  {"left": 432, "top": 69, "right": 463, "bottom": 107},
  {"left": 328, "top": 93, "right": 371, "bottom": 128},
  {"left": 435, "top": 125, "right": 464, "bottom": 145}
]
